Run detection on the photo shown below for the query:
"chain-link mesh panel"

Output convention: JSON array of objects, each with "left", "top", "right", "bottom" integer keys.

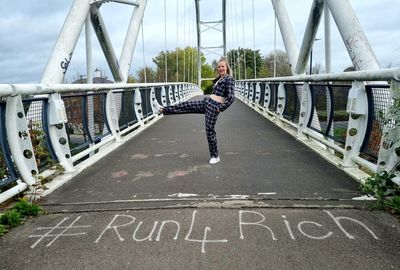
[
  {"left": 118, "top": 90, "right": 137, "bottom": 130},
  {"left": 0, "top": 103, "right": 18, "bottom": 190},
  {"left": 140, "top": 88, "right": 152, "bottom": 118},
  {"left": 24, "top": 98, "right": 53, "bottom": 172},
  {"left": 63, "top": 94, "right": 90, "bottom": 156},
  {"left": 329, "top": 84, "right": 351, "bottom": 145},
  {"left": 283, "top": 83, "right": 300, "bottom": 123},
  {"left": 86, "top": 93, "right": 110, "bottom": 143},
  {"left": 309, "top": 84, "right": 332, "bottom": 136},
  {"left": 268, "top": 83, "right": 279, "bottom": 112},
  {"left": 259, "top": 83, "right": 266, "bottom": 107},
  {"left": 360, "top": 85, "right": 391, "bottom": 161},
  {"left": 308, "top": 84, "right": 350, "bottom": 145}
]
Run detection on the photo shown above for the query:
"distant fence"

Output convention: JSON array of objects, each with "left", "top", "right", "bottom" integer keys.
[
  {"left": 0, "top": 82, "right": 202, "bottom": 203},
  {"left": 236, "top": 68, "right": 400, "bottom": 186}
]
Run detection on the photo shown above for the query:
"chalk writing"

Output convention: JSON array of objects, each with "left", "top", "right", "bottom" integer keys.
[
  {"left": 184, "top": 210, "right": 228, "bottom": 254},
  {"left": 29, "top": 216, "right": 90, "bottom": 249},
  {"left": 239, "top": 210, "right": 277, "bottom": 240},
  {"left": 29, "top": 210, "right": 379, "bottom": 253}
]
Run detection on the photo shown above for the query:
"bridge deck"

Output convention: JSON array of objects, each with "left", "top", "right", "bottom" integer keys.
[
  {"left": 1, "top": 98, "right": 399, "bottom": 270},
  {"left": 44, "top": 98, "right": 362, "bottom": 208}
]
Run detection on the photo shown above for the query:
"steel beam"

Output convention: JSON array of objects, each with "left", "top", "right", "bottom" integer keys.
[
  {"left": 90, "top": 5, "right": 124, "bottom": 82},
  {"left": 325, "top": 0, "right": 380, "bottom": 70},
  {"left": 41, "top": 0, "right": 91, "bottom": 83},
  {"left": 295, "top": 0, "right": 325, "bottom": 74},
  {"left": 271, "top": 0, "right": 299, "bottom": 74},
  {"left": 119, "top": 0, "right": 148, "bottom": 81}
]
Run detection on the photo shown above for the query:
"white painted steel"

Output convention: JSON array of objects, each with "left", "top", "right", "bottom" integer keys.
[
  {"left": 71, "top": 135, "right": 114, "bottom": 162},
  {"left": 238, "top": 67, "right": 400, "bottom": 83},
  {"left": 324, "top": 4, "right": 332, "bottom": 73},
  {"left": 47, "top": 94, "right": 74, "bottom": 172},
  {"left": 271, "top": 0, "right": 299, "bottom": 73},
  {"left": 0, "top": 82, "right": 202, "bottom": 97},
  {"left": 90, "top": 5, "right": 124, "bottom": 82},
  {"left": 343, "top": 81, "right": 369, "bottom": 167},
  {"left": 105, "top": 91, "right": 121, "bottom": 138},
  {"left": 161, "top": 86, "right": 167, "bottom": 106},
  {"left": 41, "top": 0, "right": 91, "bottom": 83},
  {"left": 255, "top": 83, "right": 261, "bottom": 104},
  {"left": 119, "top": 0, "right": 147, "bottom": 81},
  {"left": 5, "top": 96, "right": 38, "bottom": 186},
  {"left": 0, "top": 181, "right": 28, "bottom": 204},
  {"left": 133, "top": 88, "right": 144, "bottom": 125},
  {"left": 297, "top": 82, "right": 312, "bottom": 135},
  {"left": 325, "top": 0, "right": 380, "bottom": 70},
  {"left": 168, "top": 86, "right": 174, "bottom": 105},
  {"left": 295, "top": 0, "right": 325, "bottom": 74},
  {"left": 276, "top": 83, "right": 286, "bottom": 117},
  {"left": 263, "top": 83, "right": 271, "bottom": 109}
]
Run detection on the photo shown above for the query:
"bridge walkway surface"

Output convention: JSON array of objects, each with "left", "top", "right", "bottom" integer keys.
[{"left": 0, "top": 98, "right": 399, "bottom": 269}]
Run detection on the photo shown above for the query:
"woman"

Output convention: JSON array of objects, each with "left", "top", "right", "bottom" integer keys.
[{"left": 160, "top": 58, "right": 235, "bottom": 164}]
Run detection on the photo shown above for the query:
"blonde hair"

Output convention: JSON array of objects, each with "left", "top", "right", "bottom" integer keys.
[{"left": 217, "top": 57, "right": 231, "bottom": 75}]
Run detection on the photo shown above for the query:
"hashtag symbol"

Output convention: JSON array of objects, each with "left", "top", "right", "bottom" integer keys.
[{"left": 29, "top": 216, "right": 90, "bottom": 249}]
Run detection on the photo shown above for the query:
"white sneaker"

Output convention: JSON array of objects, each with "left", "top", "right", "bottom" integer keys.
[{"left": 209, "top": 156, "right": 220, "bottom": 164}]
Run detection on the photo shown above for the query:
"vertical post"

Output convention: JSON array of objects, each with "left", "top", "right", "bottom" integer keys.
[
  {"left": 222, "top": 0, "right": 227, "bottom": 57},
  {"left": 86, "top": 13, "right": 95, "bottom": 156},
  {"left": 324, "top": 4, "right": 332, "bottom": 73},
  {"left": 343, "top": 81, "right": 369, "bottom": 167},
  {"left": 195, "top": 0, "right": 201, "bottom": 87}
]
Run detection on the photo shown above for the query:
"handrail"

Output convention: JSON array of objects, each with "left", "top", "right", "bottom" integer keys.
[
  {"left": 0, "top": 82, "right": 198, "bottom": 97},
  {"left": 237, "top": 67, "right": 400, "bottom": 83}
]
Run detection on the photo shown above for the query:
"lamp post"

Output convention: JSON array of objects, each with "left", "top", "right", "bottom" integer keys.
[{"left": 309, "top": 38, "right": 321, "bottom": 74}]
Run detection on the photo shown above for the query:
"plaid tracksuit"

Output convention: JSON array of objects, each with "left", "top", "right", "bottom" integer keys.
[{"left": 163, "top": 75, "right": 235, "bottom": 158}]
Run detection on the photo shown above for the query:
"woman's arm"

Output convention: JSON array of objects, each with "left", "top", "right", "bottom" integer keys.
[{"left": 219, "top": 76, "right": 235, "bottom": 112}]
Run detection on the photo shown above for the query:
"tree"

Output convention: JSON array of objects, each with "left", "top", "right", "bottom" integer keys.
[
  {"left": 152, "top": 46, "right": 200, "bottom": 84},
  {"left": 264, "top": 50, "right": 292, "bottom": 77},
  {"left": 227, "top": 48, "right": 264, "bottom": 80},
  {"left": 134, "top": 66, "right": 157, "bottom": 83},
  {"left": 201, "top": 64, "right": 215, "bottom": 94}
]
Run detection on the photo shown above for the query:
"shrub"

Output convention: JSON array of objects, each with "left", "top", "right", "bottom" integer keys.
[
  {"left": 0, "top": 224, "right": 8, "bottom": 236},
  {"left": 13, "top": 198, "right": 42, "bottom": 216},
  {"left": 0, "top": 209, "right": 22, "bottom": 228},
  {"left": 361, "top": 171, "right": 400, "bottom": 214}
]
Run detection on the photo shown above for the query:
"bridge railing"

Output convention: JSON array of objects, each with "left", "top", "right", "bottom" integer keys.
[
  {"left": 0, "top": 82, "right": 202, "bottom": 203},
  {"left": 236, "top": 68, "right": 400, "bottom": 186}
]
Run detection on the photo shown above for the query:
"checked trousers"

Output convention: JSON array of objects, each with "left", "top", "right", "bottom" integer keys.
[{"left": 163, "top": 97, "right": 221, "bottom": 158}]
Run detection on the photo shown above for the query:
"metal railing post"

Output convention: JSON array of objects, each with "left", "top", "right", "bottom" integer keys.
[
  {"left": 298, "top": 82, "right": 312, "bottom": 136},
  {"left": 343, "top": 81, "right": 369, "bottom": 167},
  {"left": 134, "top": 88, "right": 144, "bottom": 126},
  {"left": 5, "top": 95, "right": 38, "bottom": 185},
  {"left": 276, "top": 83, "right": 286, "bottom": 118}
]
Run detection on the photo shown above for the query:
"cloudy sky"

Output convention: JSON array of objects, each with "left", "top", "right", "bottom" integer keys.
[{"left": 0, "top": 0, "right": 399, "bottom": 83}]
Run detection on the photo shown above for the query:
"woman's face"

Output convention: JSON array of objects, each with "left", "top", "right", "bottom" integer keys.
[{"left": 217, "top": 61, "right": 228, "bottom": 77}]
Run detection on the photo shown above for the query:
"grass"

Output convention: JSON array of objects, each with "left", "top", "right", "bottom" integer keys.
[{"left": 0, "top": 198, "right": 43, "bottom": 237}]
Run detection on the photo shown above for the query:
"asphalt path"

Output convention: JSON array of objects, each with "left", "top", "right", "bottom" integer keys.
[{"left": 1, "top": 98, "right": 399, "bottom": 269}]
